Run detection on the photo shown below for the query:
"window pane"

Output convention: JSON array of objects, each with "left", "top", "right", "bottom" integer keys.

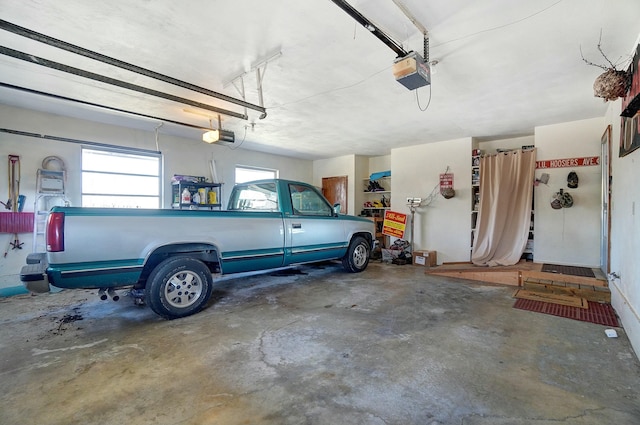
[
  {"left": 235, "top": 166, "right": 277, "bottom": 184},
  {"left": 83, "top": 172, "right": 159, "bottom": 196},
  {"left": 83, "top": 150, "right": 159, "bottom": 175},
  {"left": 82, "top": 147, "right": 161, "bottom": 208}
]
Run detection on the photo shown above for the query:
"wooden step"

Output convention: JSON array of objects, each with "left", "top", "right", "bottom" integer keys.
[
  {"left": 520, "top": 270, "right": 607, "bottom": 287},
  {"left": 513, "top": 289, "right": 588, "bottom": 309},
  {"left": 425, "top": 263, "right": 610, "bottom": 293},
  {"left": 523, "top": 278, "right": 611, "bottom": 303}
]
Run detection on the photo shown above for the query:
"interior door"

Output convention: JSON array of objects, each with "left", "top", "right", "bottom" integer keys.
[
  {"left": 322, "top": 176, "right": 348, "bottom": 214},
  {"left": 600, "top": 125, "right": 612, "bottom": 274}
]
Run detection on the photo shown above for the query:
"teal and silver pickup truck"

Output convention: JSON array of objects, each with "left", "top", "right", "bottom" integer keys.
[{"left": 20, "top": 179, "right": 375, "bottom": 319}]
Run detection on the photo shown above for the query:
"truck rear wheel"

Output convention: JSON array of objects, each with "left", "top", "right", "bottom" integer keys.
[
  {"left": 145, "top": 257, "right": 213, "bottom": 319},
  {"left": 342, "top": 236, "right": 370, "bottom": 273}
]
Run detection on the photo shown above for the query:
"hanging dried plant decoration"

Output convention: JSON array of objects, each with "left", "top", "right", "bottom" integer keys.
[{"left": 581, "top": 32, "right": 631, "bottom": 101}]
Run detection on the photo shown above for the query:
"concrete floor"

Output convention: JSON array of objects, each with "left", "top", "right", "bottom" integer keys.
[{"left": 1, "top": 262, "right": 639, "bottom": 425}]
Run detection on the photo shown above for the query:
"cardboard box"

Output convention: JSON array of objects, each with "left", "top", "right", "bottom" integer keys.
[{"left": 412, "top": 250, "right": 437, "bottom": 267}]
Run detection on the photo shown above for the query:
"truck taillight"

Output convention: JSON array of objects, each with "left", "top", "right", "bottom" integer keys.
[{"left": 46, "top": 212, "right": 65, "bottom": 252}]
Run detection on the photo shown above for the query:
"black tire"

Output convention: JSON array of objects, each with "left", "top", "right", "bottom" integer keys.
[
  {"left": 145, "top": 257, "right": 213, "bottom": 320},
  {"left": 342, "top": 236, "right": 370, "bottom": 273}
]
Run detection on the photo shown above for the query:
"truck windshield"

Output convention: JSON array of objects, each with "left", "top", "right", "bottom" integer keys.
[{"left": 229, "top": 182, "right": 279, "bottom": 211}]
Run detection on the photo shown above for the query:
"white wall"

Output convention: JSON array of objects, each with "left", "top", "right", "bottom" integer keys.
[
  {"left": 391, "top": 138, "right": 473, "bottom": 264},
  {"left": 368, "top": 155, "right": 391, "bottom": 174},
  {"left": 533, "top": 118, "right": 604, "bottom": 267},
  {"left": 0, "top": 105, "right": 312, "bottom": 294},
  {"left": 606, "top": 100, "right": 640, "bottom": 357}
]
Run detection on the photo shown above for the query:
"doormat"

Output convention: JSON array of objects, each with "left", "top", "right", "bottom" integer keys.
[
  {"left": 541, "top": 264, "right": 596, "bottom": 278},
  {"left": 513, "top": 298, "right": 619, "bottom": 327}
]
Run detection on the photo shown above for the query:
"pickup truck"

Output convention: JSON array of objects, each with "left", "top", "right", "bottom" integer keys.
[{"left": 20, "top": 179, "right": 375, "bottom": 319}]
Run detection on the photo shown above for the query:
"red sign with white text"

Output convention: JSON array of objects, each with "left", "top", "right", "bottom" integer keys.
[
  {"left": 536, "top": 156, "right": 599, "bottom": 169},
  {"left": 439, "top": 173, "right": 453, "bottom": 189}
]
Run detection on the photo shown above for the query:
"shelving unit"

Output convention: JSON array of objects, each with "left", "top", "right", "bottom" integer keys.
[
  {"left": 471, "top": 149, "right": 481, "bottom": 257},
  {"left": 522, "top": 200, "right": 535, "bottom": 261},
  {"left": 361, "top": 176, "right": 391, "bottom": 248},
  {"left": 362, "top": 177, "right": 391, "bottom": 210},
  {"left": 171, "top": 181, "right": 223, "bottom": 210}
]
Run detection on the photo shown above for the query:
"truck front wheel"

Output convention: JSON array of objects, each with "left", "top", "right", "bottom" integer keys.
[
  {"left": 145, "top": 257, "right": 213, "bottom": 319},
  {"left": 342, "top": 236, "right": 370, "bottom": 273}
]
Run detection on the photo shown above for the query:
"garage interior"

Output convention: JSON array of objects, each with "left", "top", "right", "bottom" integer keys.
[{"left": 1, "top": 1, "right": 640, "bottom": 424}]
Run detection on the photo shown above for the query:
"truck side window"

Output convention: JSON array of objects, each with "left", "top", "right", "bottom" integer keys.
[
  {"left": 289, "top": 184, "right": 332, "bottom": 216},
  {"left": 229, "top": 183, "right": 278, "bottom": 211}
]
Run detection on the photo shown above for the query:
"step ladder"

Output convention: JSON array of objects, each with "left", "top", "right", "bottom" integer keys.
[{"left": 32, "top": 169, "right": 69, "bottom": 253}]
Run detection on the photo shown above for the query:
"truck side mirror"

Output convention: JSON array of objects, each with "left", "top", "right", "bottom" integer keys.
[{"left": 333, "top": 203, "right": 341, "bottom": 215}]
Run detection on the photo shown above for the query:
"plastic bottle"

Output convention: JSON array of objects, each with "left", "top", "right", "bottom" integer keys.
[{"left": 181, "top": 188, "right": 191, "bottom": 204}]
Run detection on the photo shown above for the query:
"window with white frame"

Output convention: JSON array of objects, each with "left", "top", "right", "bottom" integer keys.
[
  {"left": 235, "top": 165, "right": 278, "bottom": 184},
  {"left": 82, "top": 147, "right": 162, "bottom": 208}
]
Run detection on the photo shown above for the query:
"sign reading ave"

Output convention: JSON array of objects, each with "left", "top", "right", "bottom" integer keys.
[{"left": 536, "top": 156, "right": 600, "bottom": 169}]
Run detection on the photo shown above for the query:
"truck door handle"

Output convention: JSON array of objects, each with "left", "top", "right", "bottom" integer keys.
[{"left": 292, "top": 223, "right": 302, "bottom": 229}]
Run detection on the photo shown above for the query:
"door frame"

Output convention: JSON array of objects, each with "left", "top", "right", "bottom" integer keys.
[
  {"left": 600, "top": 125, "right": 612, "bottom": 274},
  {"left": 322, "top": 175, "right": 348, "bottom": 214}
]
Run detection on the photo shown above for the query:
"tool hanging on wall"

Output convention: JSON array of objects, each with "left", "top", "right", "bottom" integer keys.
[
  {"left": 4, "top": 154, "right": 24, "bottom": 255},
  {"left": 1, "top": 155, "right": 19, "bottom": 210}
]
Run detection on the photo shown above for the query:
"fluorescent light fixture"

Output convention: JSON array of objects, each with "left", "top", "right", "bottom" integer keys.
[{"left": 202, "top": 130, "right": 219, "bottom": 143}]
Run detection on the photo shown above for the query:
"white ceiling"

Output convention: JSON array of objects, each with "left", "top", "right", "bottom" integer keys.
[{"left": 0, "top": 0, "right": 639, "bottom": 160}]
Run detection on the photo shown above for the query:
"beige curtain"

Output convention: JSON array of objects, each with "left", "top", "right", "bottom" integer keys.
[{"left": 471, "top": 149, "right": 536, "bottom": 266}]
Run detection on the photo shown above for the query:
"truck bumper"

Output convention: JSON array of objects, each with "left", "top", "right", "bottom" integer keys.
[{"left": 20, "top": 253, "right": 51, "bottom": 293}]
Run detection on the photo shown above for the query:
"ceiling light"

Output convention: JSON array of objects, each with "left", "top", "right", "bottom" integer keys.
[
  {"left": 202, "top": 115, "right": 235, "bottom": 144},
  {"left": 202, "top": 129, "right": 219, "bottom": 143}
]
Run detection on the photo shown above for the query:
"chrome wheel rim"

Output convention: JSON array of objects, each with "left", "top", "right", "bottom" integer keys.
[
  {"left": 353, "top": 244, "right": 368, "bottom": 268},
  {"left": 164, "top": 270, "right": 204, "bottom": 308}
]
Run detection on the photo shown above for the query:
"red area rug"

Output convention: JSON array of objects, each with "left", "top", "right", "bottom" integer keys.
[{"left": 513, "top": 299, "right": 620, "bottom": 327}]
